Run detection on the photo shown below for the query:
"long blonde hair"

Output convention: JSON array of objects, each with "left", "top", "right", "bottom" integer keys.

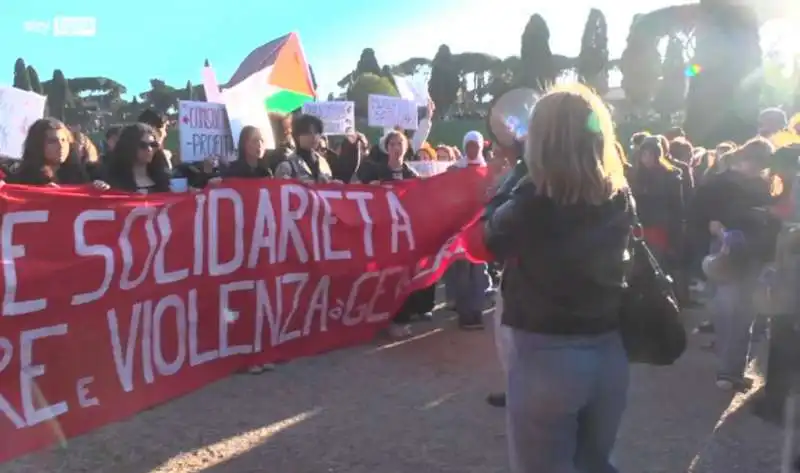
[{"left": 525, "top": 83, "right": 628, "bottom": 205}]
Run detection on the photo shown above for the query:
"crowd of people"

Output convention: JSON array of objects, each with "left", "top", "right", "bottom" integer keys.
[{"left": 3, "top": 81, "right": 800, "bottom": 472}]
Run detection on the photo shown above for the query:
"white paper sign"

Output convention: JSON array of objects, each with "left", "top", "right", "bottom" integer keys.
[
  {"left": 302, "top": 101, "right": 355, "bottom": 135},
  {"left": 394, "top": 76, "right": 429, "bottom": 108},
  {"left": 367, "top": 94, "right": 418, "bottom": 130},
  {"left": 178, "top": 100, "right": 234, "bottom": 163},
  {"left": 0, "top": 86, "right": 47, "bottom": 159},
  {"left": 407, "top": 161, "right": 451, "bottom": 177}
]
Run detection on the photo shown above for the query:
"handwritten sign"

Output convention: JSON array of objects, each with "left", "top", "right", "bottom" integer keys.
[
  {"left": 178, "top": 100, "right": 234, "bottom": 163},
  {"left": 302, "top": 101, "right": 355, "bottom": 135},
  {"left": 0, "top": 86, "right": 47, "bottom": 159},
  {"left": 368, "top": 95, "right": 418, "bottom": 130}
]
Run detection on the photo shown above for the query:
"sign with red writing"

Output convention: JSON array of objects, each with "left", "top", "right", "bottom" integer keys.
[
  {"left": 0, "top": 167, "right": 492, "bottom": 463},
  {"left": 178, "top": 100, "right": 234, "bottom": 162}
]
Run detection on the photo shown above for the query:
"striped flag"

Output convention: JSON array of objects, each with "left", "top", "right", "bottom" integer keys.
[{"left": 222, "top": 32, "right": 316, "bottom": 115}]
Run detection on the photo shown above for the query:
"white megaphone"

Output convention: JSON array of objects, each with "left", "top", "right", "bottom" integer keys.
[{"left": 486, "top": 87, "right": 540, "bottom": 150}]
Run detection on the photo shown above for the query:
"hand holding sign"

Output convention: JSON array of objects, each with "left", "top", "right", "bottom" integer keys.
[
  {"left": 368, "top": 95, "right": 418, "bottom": 130},
  {"left": 0, "top": 87, "right": 47, "bottom": 159}
]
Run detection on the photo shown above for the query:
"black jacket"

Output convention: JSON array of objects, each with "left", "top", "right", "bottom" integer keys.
[
  {"left": 356, "top": 159, "right": 419, "bottom": 183},
  {"left": 223, "top": 159, "right": 273, "bottom": 179},
  {"left": 629, "top": 166, "right": 684, "bottom": 253},
  {"left": 486, "top": 183, "right": 635, "bottom": 335},
  {"left": 690, "top": 170, "right": 782, "bottom": 264}
]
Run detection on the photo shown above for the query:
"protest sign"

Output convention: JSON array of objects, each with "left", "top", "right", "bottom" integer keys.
[
  {"left": 301, "top": 101, "right": 355, "bottom": 135},
  {"left": 0, "top": 86, "right": 47, "bottom": 159},
  {"left": 0, "top": 166, "right": 492, "bottom": 462},
  {"left": 394, "top": 76, "right": 429, "bottom": 108},
  {"left": 367, "top": 95, "right": 418, "bottom": 130},
  {"left": 178, "top": 101, "right": 234, "bottom": 163}
]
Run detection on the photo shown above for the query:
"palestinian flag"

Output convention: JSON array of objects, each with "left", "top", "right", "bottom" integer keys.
[{"left": 223, "top": 32, "right": 315, "bottom": 115}]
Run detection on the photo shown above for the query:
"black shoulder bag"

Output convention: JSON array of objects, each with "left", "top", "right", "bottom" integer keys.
[{"left": 620, "top": 201, "right": 687, "bottom": 365}]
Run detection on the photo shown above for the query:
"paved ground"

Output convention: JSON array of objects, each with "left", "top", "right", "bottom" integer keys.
[{"left": 0, "top": 306, "right": 789, "bottom": 473}]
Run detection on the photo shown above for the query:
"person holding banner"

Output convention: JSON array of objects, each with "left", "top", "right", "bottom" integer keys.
[
  {"left": 358, "top": 130, "right": 435, "bottom": 337},
  {"left": 329, "top": 133, "right": 364, "bottom": 183},
  {"left": 223, "top": 125, "right": 273, "bottom": 180},
  {"left": 104, "top": 123, "right": 171, "bottom": 194},
  {"left": 275, "top": 114, "right": 335, "bottom": 183},
  {"left": 7, "top": 118, "right": 104, "bottom": 188}
]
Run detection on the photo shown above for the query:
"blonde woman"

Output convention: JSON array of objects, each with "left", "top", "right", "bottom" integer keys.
[{"left": 484, "top": 83, "right": 633, "bottom": 473}]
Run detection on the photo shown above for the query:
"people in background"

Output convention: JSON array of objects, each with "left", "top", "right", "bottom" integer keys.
[
  {"left": 275, "top": 114, "right": 334, "bottom": 183},
  {"left": 329, "top": 133, "right": 363, "bottom": 183},
  {"left": 8, "top": 118, "right": 93, "bottom": 186},
  {"left": 691, "top": 136, "right": 783, "bottom": 392},
  {"left": 758, "top": 107, "right": 788, "bottom": 137},
  {"left": 138, "top": 109, "right": 174, "bottom": 169},
  {"left": 484, "top": 83, "right": 632, "bottom": 473},
  {"left": 224, "top": 125, "right": 273, "bottom": 179},
  {"left": 104, "top": 123, "right": 171, "bottom": 194},
  {"left": 266, "top": 113, "right": 295, "bottom": 172},
  {"left": 104, "top": 126, "right": 121, "bottom": 155},
  {"left": 436, "top": 145, "right": 455, "bottom": 161},
  {"left": 72, "top": 131, "right": 100, "bottom": 165},
  {"left": 446, "top": 131, "right": 493, "bottom": 330},
  {"left": 357, "top": 130, "right": 431, "bottom": 338}
]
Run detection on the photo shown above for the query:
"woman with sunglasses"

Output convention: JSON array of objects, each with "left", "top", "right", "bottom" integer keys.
[
  {"left": 8, "top": 118, "right": 108, "bottom": 190},
  {"left": 104, "top": 123, "right": 171, "bottom": 194}
]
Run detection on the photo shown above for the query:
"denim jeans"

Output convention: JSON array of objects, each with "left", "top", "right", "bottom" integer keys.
[
  {"left": 493, "top": 292, "right": 512, "bottom": 374},
  {"left": 711, "top": 274, "right": 758, "bottom": 380},
  {"left": 445, "top": 259, "right": 490, "bottom": 317},
  {"left": 506, "top": 330, "right": 629, "bottom": 473}
]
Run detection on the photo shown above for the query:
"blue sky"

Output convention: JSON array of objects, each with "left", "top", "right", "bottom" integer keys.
[{"left": 0, "top": 0, "right": 793, "bottom": 99}]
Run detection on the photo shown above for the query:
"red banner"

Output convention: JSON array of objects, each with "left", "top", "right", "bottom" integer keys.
[{"left": 0, "top": 167, "right": 492, "bottom": 463}]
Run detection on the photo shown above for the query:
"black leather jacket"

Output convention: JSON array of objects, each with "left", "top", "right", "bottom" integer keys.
[{"left": 485, "top": 182, "right": 635, "bottom": 335}]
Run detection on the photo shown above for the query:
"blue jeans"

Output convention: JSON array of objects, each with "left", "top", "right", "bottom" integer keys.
[
  {"left": 506, "top": 330, "right": 629, "bottom": 473},
  {"left": 712, "top": 274, "right": 758, "bottom": 380},
  {"left": 445, "top": 259, "right": 490, "bottom": 316}
]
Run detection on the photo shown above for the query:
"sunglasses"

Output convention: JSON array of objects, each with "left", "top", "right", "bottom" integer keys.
[{"left": 139, "top": 141, "right": 159, "bottom": 150}]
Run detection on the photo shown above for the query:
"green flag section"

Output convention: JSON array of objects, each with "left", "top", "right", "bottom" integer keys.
[{"left": 264, "top": 88, "right": 314, "bottom": 115}]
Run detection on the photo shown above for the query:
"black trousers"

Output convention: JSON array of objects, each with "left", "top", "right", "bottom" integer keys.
[
  {"left": 756, "top": 315, "right": 800, "bottom": 422},
  {"left": 393, "top": 285, "right": 436, "bottom": 324}
]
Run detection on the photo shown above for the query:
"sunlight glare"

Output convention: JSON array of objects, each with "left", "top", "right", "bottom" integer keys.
[{"left": 152, "top": 408, "right": 322, "bottom": 472}]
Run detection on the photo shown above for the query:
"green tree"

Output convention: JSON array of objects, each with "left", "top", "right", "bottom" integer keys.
[
  {"left": 346, "top": 73, "right": 399, "bottom": 117},
  {"left": 487, "top": 56, "right": 521, "bottom": 99},
  {"left": 519, "top": 14, "right": 556, "bottom": 91},
  {"left": 652, "top": 36, "right": 687, "bottom": 120},
  {"left": 13, "top": 58, "right": 32, "bottom": 91},
  {"left": 577, "top": 8, "right": 609, "bottom": 95},
  {"left": 620, "top": 15, "right": 661, "bottom": 110},
  {"left": 355, "top": 48, "right": 382, "bottom": 76},
  {"left": 381, "top": 65, "right": 398, "bottom": 91},
  {"left": 327, "top": 92, "right": 335, "bottom": 101},
  {"left": 26, "top": 65, "right": 43, "bottom": 94},
  {"left": 139, "top": 79, "right": 178, "bottom": 114},
  {"left": 684, "top": 2, "right": 762, "bottom": 146},
  {"left": 186, "top": 80, "right": 194, "bottom": 100},
  {"left": 392, "top": 57, "right": 431, "bottom": 76},
  {"left": 46, "top": 69, "right": 71, "bottom": 121},
  {"left": 428, "top": 44, "right": 460, "bottom": 117}
]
